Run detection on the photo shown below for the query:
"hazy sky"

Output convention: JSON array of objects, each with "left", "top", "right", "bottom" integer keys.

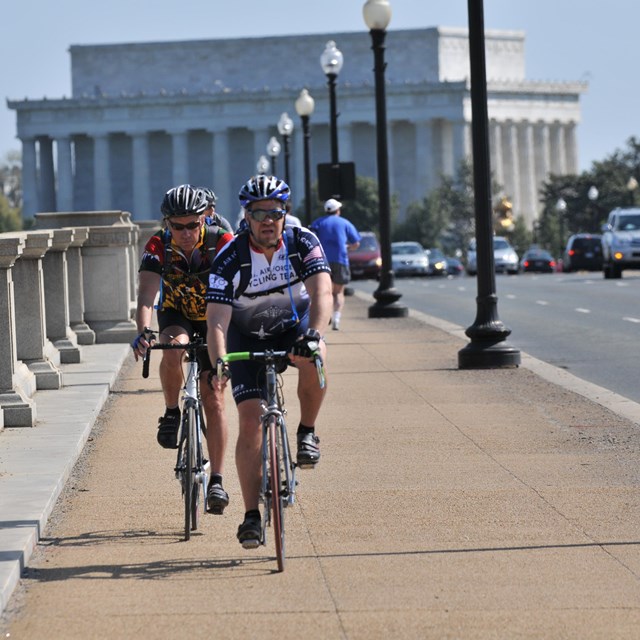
[{"left": 2, "top": 0, "right": 637, "bottom": 171}]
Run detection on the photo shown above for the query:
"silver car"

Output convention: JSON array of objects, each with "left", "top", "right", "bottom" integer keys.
[
  {"left": 466, "top": 236, "right": 519, "bottom": 275},
  {"left": 391, "top": 241, "right": 429, "bottom": 276},
  {"left": 601, "top": 208, "right": 640, "bottom": 279}
]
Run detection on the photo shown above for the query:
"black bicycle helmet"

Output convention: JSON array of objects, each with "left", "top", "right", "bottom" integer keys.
[
  {"left": 238, "top": 175, "right": 291, "bottom": 208},
  {"left": 161, "top": 184, "right": 208, "bottom": 218},
  {"left": 199, "top": 187, "right": 217, "bottom": 206}
]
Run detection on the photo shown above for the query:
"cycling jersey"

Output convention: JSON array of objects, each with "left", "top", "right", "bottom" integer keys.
[
  {"left": 206, "top": 228, "right": 331, "bottom": 339},
  {"left": 139, "top": 225, "right": 233, "bottom": 321}
]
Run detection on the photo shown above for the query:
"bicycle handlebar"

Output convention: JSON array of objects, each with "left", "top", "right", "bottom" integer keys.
[
  {"left": 218, "top": 346, "right": 325, "bottom": 389},
  {"left": 141, "top": 339, "right": 207, "bottom": 379}
]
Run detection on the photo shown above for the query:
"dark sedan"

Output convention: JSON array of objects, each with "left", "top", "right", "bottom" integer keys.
[{"left": 519, "top": 249, "right": 556, "bottom": 273}]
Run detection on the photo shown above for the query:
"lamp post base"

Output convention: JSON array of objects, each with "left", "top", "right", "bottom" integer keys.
[
  {"left": 368, "top": 286, "right": 408, "bottom": 318},
  {"left": 458, "top": 338, "right": 521, "bottom": 369}
]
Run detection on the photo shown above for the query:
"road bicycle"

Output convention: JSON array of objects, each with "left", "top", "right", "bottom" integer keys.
[
  {"left": 143, "top": 335, "right": 209, "bottom": 541},
  {"left": 217, "top": 346, "right": 325, "bottom": 572}
]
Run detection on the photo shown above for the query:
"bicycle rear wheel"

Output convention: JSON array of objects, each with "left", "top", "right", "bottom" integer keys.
[{"left": 268, "top": 416, "right": 285, "bottom": 571}]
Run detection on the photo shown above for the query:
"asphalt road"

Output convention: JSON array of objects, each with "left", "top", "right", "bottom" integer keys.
[{"left": 351, "top": 269, "right": 640, "bottom": 403}]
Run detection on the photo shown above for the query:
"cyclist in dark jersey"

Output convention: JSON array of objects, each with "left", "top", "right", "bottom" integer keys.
[
  {"left": 132, "top": 184, "right": 234, "bottom": 515},
  {"left": 206, "top": 175, "right": 333, "bottom": 548}
]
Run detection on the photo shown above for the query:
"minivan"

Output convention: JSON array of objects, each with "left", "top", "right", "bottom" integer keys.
[{"left": 563, "top": 234, "right": 603, "bottom": 272}]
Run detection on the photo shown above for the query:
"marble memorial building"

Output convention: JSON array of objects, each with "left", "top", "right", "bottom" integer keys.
[{"left": 8, "top": 27, "right": 585, "bottom": 227}]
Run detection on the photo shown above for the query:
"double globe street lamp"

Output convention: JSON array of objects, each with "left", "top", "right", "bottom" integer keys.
[
  {"left": 266, "top": 136, "right": 281, "bottom": 177},
  {"left": 277, "top": 112, "right": 294, "bottom": 184},
  {"left": 363, "top": 0, "right": 407, "bottom": 318},
  {"left": 320, "top": 40, "right": 343, "bottom": 166},
  {"left": 295, "top": 89, "right": 315, "bottom": 226}
]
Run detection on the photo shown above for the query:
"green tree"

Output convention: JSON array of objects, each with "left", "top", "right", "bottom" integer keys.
[
  {"left": 294, "top": 175, "right": 398, "bottom": 235},
  {"left": 0, "top": 193, "right": 22, "bottom": 232},
  {"left": 0, "top": 151, "right": 22, "bottom": 211}
]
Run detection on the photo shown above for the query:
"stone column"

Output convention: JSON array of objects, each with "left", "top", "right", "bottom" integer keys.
[
  {"left": 534, "top": 122, "right": 551, "bottom": 188},
  {"left": 518, "top": 121, "right": 537, "bottom": 225},
  {"left": 131, "top": 132, "right": 152, "bottom": 220},
  {"left": 171, "top": 130, "right": 190, "bottom": 185},
  {"left": 212, "top": 129, "right": 232, "bottom": 221},
  {"left": 452, "top": 120, "right": 470, "bottom": 171},
  {"left": 93, "top": 133, "right": 112, "bottom": 210},
  {"left": 21, "top": 137, "right": 39, "bottom": 218},
  {"left": 253, "top": 127, "right": 270, "bottom": 172},
  {"left": 66, "top": 226, "right": 96, "bottom": 345},
  {"left": 503, "top": 120, "right": 521, "bottom": 208},
  {"left": 415, "top": 120, "right": 435, "bottom": 200},
  {"left": 12, "top": 231, "right": 63, "bottom": 389},
  {"left": 439, "top": 120, "right": 454, "bottom": 177},
  {"left": 81, "top": 225, "right": 137, "bottom": 343},
  {"left": 56, "top": 135, "right": 74, "bottom": 212},
  {"left": 490, "top": 121, "right": 504, "bottom": 187},
  {"left": 565, "top": 122, "right": 578, "bottom": 174},
  {"left": 550, "top": 122, "right": 566, "bottom": 175},
  {"left": 38, "top": 136, "right": 56, "bottom": 212},
  {"left": 43, "top": 228, "right": 81, "bottom": 363},
  {"left": 0, "top": 235, "right": 37, "bottom": 427}
]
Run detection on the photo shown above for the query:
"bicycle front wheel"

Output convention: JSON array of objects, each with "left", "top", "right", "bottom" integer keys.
[
  {"left": 183, "top": 405, "right": 197, "bottom": 541},
  {"left": 268, "top": 416, "right": 285, "bottom": 572}
]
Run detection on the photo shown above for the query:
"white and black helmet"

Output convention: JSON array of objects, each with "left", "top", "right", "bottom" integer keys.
[
  {"left": 199, "top": 187, "right": 217, "bottom": 206},
  {"left": 161, "top": 184, "right": 208, "bottom": 218},
  {"left": 238, "top": 175, "right": 291, "bottom": 208}
]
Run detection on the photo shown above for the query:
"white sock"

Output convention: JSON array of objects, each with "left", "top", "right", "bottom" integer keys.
[{"left": 332, "top": 312, "right": 341, "bottom": 325}]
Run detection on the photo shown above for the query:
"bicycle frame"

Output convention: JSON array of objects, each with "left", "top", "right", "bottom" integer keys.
[
  {"left": 219, "top": 347, "right": 324, "bottom": 572},
  {"left": 142, "top": 338, "right": 209, "bottom": 541}
]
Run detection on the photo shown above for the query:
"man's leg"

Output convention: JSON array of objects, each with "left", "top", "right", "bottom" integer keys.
[
  {"left": 156, "top": 324, "right": 188, "bottom": 449},
  {"left": 296, "top": 341, "right": 328, "bottom": 465},
  {"left": 235, "top": 399, "right": 263, "bottom": 547},
  {"left": 331, "top": 282, "right": 345, "bottom": 330},
  {"left": 201, "top": 378, "right": 229, "bottom": 514}
]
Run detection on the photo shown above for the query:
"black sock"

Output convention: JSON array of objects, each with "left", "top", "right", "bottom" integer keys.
[
  {"left": 165, "top": 406, "right": 180, "bottom": 417},
  {"left": 211, "top": 473, "right": 223, "bottom": 487},
  {"left": 245, "top": 509, "right": 260, "bottom": 521},
  {"left": 297, "top": 423, "right": 315, "bottom": 435}
]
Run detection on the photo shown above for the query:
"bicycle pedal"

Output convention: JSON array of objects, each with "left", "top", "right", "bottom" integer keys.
[{"left": 297, "top": 462, "right": 317, "bottom": 469}]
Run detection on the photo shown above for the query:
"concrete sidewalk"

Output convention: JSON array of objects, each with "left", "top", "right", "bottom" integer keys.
[{"left": 2, "top": 294, "right": 640, "bottom": 638}]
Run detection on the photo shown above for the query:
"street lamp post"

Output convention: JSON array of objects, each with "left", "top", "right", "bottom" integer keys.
[
  {"left": 295, "top": 89, "right": 315, "bottom": 226},
  {"left": 457, "top": 0, "right": 520, "bottom": 368},
  {"left": 556, "top": 197, "right": 567, "bottom": 259},
  {"left": 363, "top": 0, "right": 407, "bottom": 319},
  {"left": 256, "top": 155, "right": 270, "bottom": 175},
  {"left": 320, "top": 40, "right": 343, "bottom": 166},
  {"left": 266, "top": 136, "right": 281, "bottom": 177},
  {"left": 627, "top": 176, "right": 638, "bottom": 206},
  {"left": 277, "top": 112, "right": 294, "bottom": 185},
  {"left": 588, "top": 185, "right": 599, "bottom": 231}
]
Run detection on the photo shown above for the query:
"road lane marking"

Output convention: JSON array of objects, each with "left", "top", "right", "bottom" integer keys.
[
  {"left": 575, "top": 308, "right": 591, "bottom": 314},
  {"left": 623, "top": 317, "right": 640, "bottom": 323},
  {"left": 536, "top": 300, "right": 549, "bottom": 305}
]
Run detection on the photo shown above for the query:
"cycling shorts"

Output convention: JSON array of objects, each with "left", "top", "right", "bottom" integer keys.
[{"left": 157, "top": 308, "right": 212, "bottom": 372}]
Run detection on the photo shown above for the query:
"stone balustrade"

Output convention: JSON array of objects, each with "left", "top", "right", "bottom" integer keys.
[{"left": 0, "top": 210, "right": 142, "bottom": 428}]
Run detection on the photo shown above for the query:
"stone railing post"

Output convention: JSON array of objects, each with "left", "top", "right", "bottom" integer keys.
[
  {"left": 66, "top": 226, "right": 96, "bottom": 345},
  {"left": 42, "top": 228, "right": 81, "bottom": 363},
  {"left": 0, "top": 235, "right": 37, "bottom": 427},
  {"left": 81, "top": 226, "right": 138, "bottom": 343},
  {"left": 35, "top": 210, "right": 138, "bottom": 343},
  {"left": 12, "top": 230, "right": 64, "bottom": 390}
]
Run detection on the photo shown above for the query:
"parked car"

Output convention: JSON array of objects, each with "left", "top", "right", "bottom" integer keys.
[
  {"left": 466, "top": 236, "right": 519, "bottom": 275},
  {"left": 391, "top": 241, "right": 429, "bottom": 276},
  {"left": 601, "top": 208, "right": 640, "bottom": 279},
  {"left": 424, "top": 248, "right": 448, "bottom": 276},
  {"left": 348, "top": 231, "right": 381, "bottom": 280},
  {"left": 445, "top": 256, "right": 464, "bottom": 276},
  {"left": 519, "top": 248, "right": 556, "bottom": 273},
  {"left": 563, "top": 234, "right": 603, "bottom": 272}
]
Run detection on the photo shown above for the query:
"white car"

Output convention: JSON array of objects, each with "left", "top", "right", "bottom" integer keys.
[
  {"left": 466, "top": 236, "right": 519, "bottom": 275},
  {"left": 391, "top": 241, "right": 429, "bottom": 276},
  {"left": 601, "top": 208, "right": 640, "bottom": 279}
]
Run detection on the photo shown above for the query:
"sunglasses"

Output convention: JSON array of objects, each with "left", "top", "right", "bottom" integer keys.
[
  {"left": 168, "top": 219, "right": 201, "bottom": 231},
  {"left": 248, "top": 209, "right": 287, "bottom": 222}
]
